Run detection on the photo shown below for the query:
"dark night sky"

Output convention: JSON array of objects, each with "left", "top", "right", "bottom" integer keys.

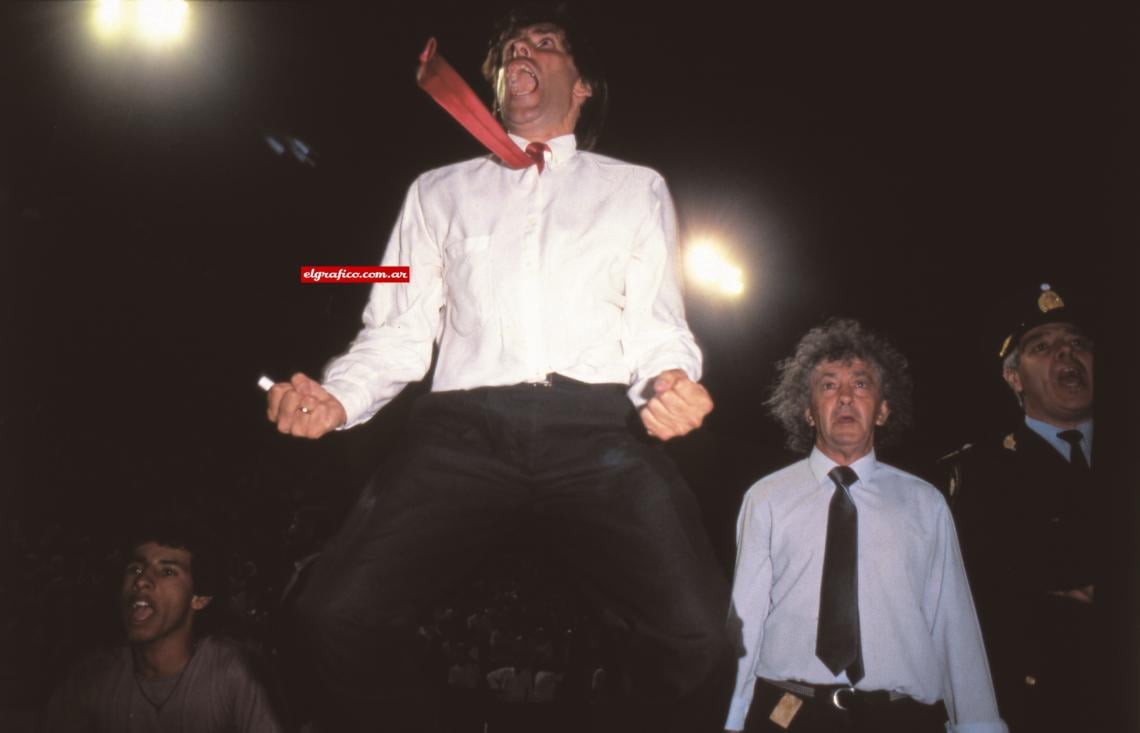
[{"left": 2, "top": 2, "right": 1136, "bottom": 564}]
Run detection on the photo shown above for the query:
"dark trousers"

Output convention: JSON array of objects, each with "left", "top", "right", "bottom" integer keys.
[
  {"left": 293, "top": 379, "right": 734, "bottom": 732},
  {"left": 743, "top": 680, "right": 948, "bottom": 733}
]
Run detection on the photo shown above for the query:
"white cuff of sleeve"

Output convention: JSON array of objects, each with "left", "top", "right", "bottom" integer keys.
[
  {"left": 948, "top": 720, "right": 1008, "bottom": 733},
  {"left": 625, "top": 366, "right": 700, "bottom": 408},
  {"left": 321, "top": 380, "right": 366, "bottom": 430},
  {"left": 723, "top": 697, "right": 752, "bottom": 732}
]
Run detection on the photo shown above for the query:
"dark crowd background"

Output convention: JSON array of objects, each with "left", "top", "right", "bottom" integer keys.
[{"left": 1, "top": 1, "right": 1136, "bottom": 729}]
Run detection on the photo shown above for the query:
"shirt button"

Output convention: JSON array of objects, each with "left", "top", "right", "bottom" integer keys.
[{"left": 1025, "top": 675, "right": 1037, "bottom": 687}]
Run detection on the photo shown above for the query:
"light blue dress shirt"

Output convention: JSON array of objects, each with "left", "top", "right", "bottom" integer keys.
[
  {"left": 725, "top": 448, "right": 1006, "bottom": 733},
  {"left": 1024, "top": 416, "right": 1093, "bottom": 466}
]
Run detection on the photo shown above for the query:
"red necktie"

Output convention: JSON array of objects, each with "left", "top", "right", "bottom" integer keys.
[
  {"left": 416, "top": 38, "right": 535, "bottom": 170},
  {"left": 525, "top": 142, "right": 549, "bottom": 173}
]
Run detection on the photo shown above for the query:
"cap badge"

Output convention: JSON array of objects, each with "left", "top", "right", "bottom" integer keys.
[{"left": 1037, "top": 285, "right": 1064, "bottom": 314}]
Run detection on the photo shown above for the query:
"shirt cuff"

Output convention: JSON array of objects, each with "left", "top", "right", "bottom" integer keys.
[
  {"left": 626, "top": 376, "right": 655, "bottom": 408},
  {"left": 723, "top": 694, "right": 753, "bottom": 731},
  {"left": 949, "top": 720, "right": 1008, "bottom": 733},
  {"left": 625, "top": 365, "right": 700, "bottom": 408},
  {"left": 321, "top": 379, "right": 371, "bottom": 430}
]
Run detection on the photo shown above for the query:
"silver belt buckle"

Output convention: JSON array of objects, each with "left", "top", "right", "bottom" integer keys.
[{"left": 830, "top": 686, "right": 856, "bottom": 710}]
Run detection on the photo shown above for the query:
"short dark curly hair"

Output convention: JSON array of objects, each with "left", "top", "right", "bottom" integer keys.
[
  {"left": 481, "top": 3, "right": 608, "bottom": 150},
  {"left": 124, "top": 518, "right": 223, "bottom": 600},
  {"left": 767, "top": 318, "right": 914, "bottom": 454}
]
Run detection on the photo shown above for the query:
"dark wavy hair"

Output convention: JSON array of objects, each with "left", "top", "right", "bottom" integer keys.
[
  {"left": 124, "top": 517, "right": 224, "bottom": 600},
  {"left": 481, "top": 2, "right": 609, "bottom": 150},
  {"left": 766, "top": 318, "right": 914, "bottom": 454}
]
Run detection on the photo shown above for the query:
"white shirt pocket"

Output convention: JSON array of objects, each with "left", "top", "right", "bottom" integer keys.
[{"left": 442, "top": 235, "right": 493, "bottom": 337}]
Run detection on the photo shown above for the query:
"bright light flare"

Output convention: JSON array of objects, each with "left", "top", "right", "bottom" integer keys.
[
  {"left": 685, "top": 240, "right": 745, "bottom": 297},
  {"left": 92, "top": 0, "right": 125, "bottom": 39},
  {"left": 137, "top": 0, "right": 189, "bottom": 44},
  {"left": 92, "top": 0, "right": 189, "bottom": 45}
]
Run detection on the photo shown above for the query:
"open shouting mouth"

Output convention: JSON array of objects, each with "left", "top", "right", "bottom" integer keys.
[
  {"left": 1055, "top": 363, "right": 1088, "bottom": 391},
  {"left": 506, "top": 58, "right": 539, "bottom": 96},
  {"left": 128, "top": 597, "right": 156, "bottom": 623}
]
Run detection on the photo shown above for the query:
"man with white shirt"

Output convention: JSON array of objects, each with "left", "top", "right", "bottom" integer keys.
[
  {"left": 947, "top": 284, "right": 1100, "bottom": 733},
  {"left": 265, "top": 5, "right": 730, "bottom": 731},
  {"left": 726, "top": 318, "right": 1004, "bottom": 733}
]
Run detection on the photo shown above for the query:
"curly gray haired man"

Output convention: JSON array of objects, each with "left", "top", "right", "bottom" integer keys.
[
  {"left": 724, "top": 318, "right": 1005, "bottom": 733},
  {"left": 766, "top": 318, "right": 914, "bottom": 455}
]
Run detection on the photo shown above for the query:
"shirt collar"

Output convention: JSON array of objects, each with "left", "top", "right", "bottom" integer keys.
[
  {"left": 508, "top": 133, "right": 578, "bottom": 169},
  {"left": 1024, "top": 415, "right": 1093, "bottom": 461},
  {"left": 809, "top": 446, "right": 878, "bottom": 489}
]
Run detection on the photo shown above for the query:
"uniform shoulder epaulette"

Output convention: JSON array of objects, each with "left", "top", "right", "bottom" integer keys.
[
  {"left": 936, "top": 442, "right": 974, "bottom": 465},
  {"left": 936, "top": 443, "right": 974, "bottom": 502}
]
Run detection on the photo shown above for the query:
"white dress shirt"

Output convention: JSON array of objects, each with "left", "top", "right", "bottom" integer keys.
[
  {"left": 321, "top": 134, "right": 701, "bottom": 428},
  {"left": 726, "top": 448, "right": 1006, "bottom": 733}
]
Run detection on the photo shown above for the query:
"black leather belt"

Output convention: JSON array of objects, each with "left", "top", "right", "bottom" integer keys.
[
  {"left": 762, "top": 678, "right": 909, "bottom": 710},
  {"left": 521, "top": 373, "right": 620, "bottom": 389},
  {"left": 522, "top": 373, "right": 571, "bottom": 387}
]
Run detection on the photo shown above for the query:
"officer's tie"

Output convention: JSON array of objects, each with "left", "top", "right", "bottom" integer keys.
[
  {"left": 1057, "top": 430, "right": 1090, "bottom": 471},
  {"left": 816, "top": 465, "right": 864, "bottom": 683}
]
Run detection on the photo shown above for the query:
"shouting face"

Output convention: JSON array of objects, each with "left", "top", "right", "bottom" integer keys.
[
  {"left": 495, "top": 23, "right": 592, "bottom": 142},
  {"left": 121, "top": 542, "right": 211, "bottom": 646},
  {"left": 1005, "top": 322, "right": 1094, "bottom": 428}
]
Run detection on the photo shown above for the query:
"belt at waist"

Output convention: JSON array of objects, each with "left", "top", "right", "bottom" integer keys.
[
  {"left": 760, "top": 678, "right": 910, "bottom": 710},
  {"left": 519, "top": 372, "right": 623, "bottom": 389}
]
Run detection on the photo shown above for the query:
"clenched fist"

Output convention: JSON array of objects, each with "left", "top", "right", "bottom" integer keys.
[{"left": 266, "top": 372, "right": 347, "bottom": 439}]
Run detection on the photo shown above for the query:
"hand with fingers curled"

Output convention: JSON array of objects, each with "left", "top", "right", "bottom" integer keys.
[
  {"left": 265, "top": 372, "right": 348, "bottom": 439},
  {"left": 639, "top": 368, "right": 714, "bottom": 441}
]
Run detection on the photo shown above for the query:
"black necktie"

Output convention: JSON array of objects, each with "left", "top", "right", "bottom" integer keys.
[
  {"left": 816, "top": 465, "right": 864, "bottom": 683},
  {"left": 1057, "top": 430, "right": 1090, "bottom": 471}
]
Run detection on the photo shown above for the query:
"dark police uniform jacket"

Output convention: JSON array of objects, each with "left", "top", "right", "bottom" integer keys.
[{"left": 943, "top": 421, "right": 1101, "bottom": 732}]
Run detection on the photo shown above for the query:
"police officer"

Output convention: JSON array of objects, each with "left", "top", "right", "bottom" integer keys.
[{"left": 946, "top": 283, "right": 1100, "bottom": 732}]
